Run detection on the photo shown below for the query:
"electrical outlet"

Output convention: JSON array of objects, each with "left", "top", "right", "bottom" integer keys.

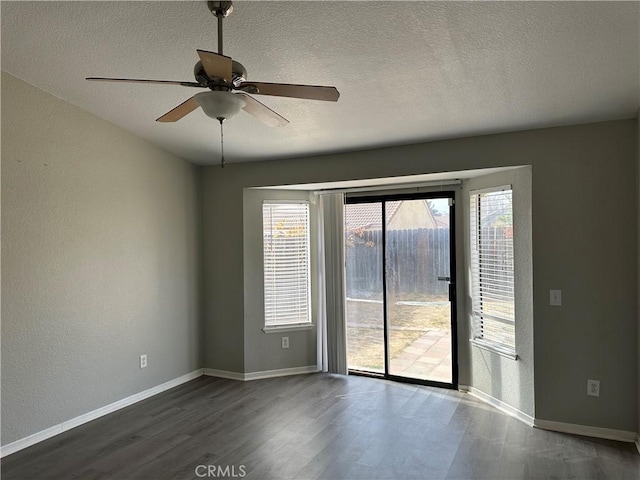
[
  {"left": 587, "top": 379, "right": 599, "bottom": 397},
  {"left": 140, "top": 354, "right": 147, "bottom": 369},
  {"left": 550, "top": 290, "right": 562, "bottom": 306},
  {"left": 281, "top": 337, "right": 289, "bottom": 349}
]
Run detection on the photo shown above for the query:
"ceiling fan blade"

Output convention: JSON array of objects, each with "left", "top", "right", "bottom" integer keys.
[
  {"left": 86, "top": 77, "right": 204, "bottom": 88},
  {"left": 156, "top": 97, "right": 200, "bottom": 122},
  {"left": 238, "top": 82, "right": 340, "bottom": 102},
  {"left": 236, "top": 93, "right": 289, "bottom": 128},
  {"left": 196, "top": 49, "right": 233, "bottom": 82}
]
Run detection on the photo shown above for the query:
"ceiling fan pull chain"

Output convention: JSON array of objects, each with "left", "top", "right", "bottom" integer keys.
[{"left": 217, "top": 117, "right": 225, "bottom": 168}]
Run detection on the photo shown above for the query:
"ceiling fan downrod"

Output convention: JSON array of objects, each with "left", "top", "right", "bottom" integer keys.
[
  {"left": 208, "top": 1, "right": 233, "bottom": 56},
  {"left": 209, "top": 1, "right": 232, "bottom": 168}
]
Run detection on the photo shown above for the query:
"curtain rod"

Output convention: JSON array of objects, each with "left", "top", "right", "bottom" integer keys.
[{"left": 313, "top": 179, "right": 462, "bottom": 195}]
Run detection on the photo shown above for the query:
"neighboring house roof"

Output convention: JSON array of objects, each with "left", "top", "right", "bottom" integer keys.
[
  {"left": 344, "top": 201, "right": 401, "bottom": 229},
  {"left": 346, "top": 200, "right": 448, "bottom": 230},
  {"left": 435, "top": 214, "right": 450, "bottom": 229}
]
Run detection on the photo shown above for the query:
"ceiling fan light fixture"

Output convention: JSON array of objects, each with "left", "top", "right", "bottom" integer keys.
[{"left": 194, "top": 91, "right": 246, "bottom": 121}]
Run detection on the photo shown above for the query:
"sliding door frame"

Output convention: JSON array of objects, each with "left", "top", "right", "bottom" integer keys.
[{"left": 346, "top": 191, "right": 458, "bottom": 390}]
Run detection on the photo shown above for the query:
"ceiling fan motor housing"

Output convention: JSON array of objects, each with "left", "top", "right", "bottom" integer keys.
[{"left": 193, "top": 60, "right": 247, "bottom": 88}]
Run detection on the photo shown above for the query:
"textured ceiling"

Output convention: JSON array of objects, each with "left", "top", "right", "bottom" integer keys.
[{"left": 2, "top": 1, "right": 639, "bottom": 165}]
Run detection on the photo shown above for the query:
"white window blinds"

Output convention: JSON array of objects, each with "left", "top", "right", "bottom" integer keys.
[
  {"left": 470, "top": 187, "right": 515, "bottom": 350},
  {"left": 263, "top": 202, "right": 311, "bottom": 327}
]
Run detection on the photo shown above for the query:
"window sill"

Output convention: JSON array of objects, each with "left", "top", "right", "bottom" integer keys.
[
  {"left": 263, "top": 324, "right": 314, "bottom": 334},
  {"left": 470, "top": 339, "right": 518, "bottom": 360}
]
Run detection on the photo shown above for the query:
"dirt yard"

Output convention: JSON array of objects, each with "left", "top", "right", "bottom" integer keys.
[{"left": 346, "top": 296, "right": 450, "bottom": 371}]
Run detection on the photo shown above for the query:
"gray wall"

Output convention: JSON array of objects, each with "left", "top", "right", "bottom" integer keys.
[
  {"left": 463, "top": 167, "right": 534, "bottom": 417},
  {"left": 1, "top": 73, "right": 202, "bottom": 445},
  {"left": 243, "top": 189, "right": 318, "bottom": 373},
  {"left": 201, "top": 119, "right": 637, "bottom": 431}
]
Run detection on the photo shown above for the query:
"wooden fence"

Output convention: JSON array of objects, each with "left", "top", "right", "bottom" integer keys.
[{"left": 345, "top": 228, "right": 450, "bottom": 299}]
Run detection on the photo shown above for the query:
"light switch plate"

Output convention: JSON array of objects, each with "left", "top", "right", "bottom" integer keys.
[{"left": 550, "top": 290, "right": 562, "bottom": 306}]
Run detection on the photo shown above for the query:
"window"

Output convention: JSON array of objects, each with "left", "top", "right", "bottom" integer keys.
[
  {"left": 263, "top": 202, "right": 311, "bottom": 328},
  {"left": 470, "top": 186, "right": 515, "bottom": 353}
]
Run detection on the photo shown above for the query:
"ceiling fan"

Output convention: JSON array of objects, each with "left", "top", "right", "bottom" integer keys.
[{"left": 87, "top": 1, "right": 340, "bottom": 166}]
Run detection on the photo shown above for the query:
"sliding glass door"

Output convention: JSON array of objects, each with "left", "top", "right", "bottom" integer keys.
[{"left": 345, "top": 193, "right": 457, "bottom": 387}]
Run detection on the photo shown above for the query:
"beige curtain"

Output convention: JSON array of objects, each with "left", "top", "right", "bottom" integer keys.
[{"left": 316, "top": 192, "right": 347, "bottom": 374}]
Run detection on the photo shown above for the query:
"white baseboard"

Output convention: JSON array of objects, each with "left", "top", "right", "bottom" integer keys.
[
  {"left": 534, "top": 419, "right": 637, "bottom": 443},
  {"left": 460, "top": 385, "right": 637, "bottom": 444},
  {"left": 460, "top": 385, "right": 534, "bottom": 427},
  {"left": 245, "top": 365, "right": 318, "bottom": 381},
  {"left": 1, "top": 369, "right": 203, "bottom": 458},
  {"left": 204, "top": 365, "right": 318, "bottom": 381},
  {"left": 203, "top": 368, "right": 245, "bottom": 381}
]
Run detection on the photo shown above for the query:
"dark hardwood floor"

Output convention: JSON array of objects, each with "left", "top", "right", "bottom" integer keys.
[{"left": 2, "top": 374, "right": 639, "bottom": 479}]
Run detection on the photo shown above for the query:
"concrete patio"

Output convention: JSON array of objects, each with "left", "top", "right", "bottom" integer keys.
[
  {"left": 389, "top": 328, "right": 452, "bottom": 383},
  {"left": 346, "top": 298, "right": 453, "bottom": 383}
]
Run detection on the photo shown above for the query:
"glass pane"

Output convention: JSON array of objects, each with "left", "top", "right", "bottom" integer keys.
[
  {"left": 386, "top": 198, "right": 452, "bottom": 383},
  {"left": 345, "top": 203, "right": 384, "bottom": 373}
]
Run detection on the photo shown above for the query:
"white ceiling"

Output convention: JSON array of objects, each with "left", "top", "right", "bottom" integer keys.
[{"left": 2, "top": 1, "right": 639, "bottom": 165}]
